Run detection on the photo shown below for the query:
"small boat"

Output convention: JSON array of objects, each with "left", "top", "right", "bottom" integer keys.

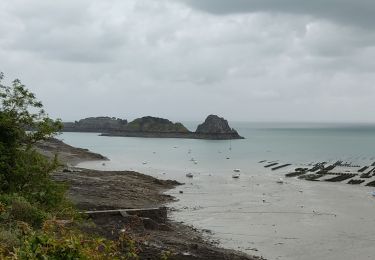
[
  {"left": 142, "top": 161, "right": 148, "bottom": 165},
  {"left": 186, "top": 173, "right": 194, "bottom": 178},
  {"left": 232, "top": 173, "right": 240, "bottom": 179},
  {"left": 233, "top": 169, "right": 241, "bottom": 173},
  {"left": 194, "top": 161, "right": 198, "bottom": 164},
  {"left": 276, "top": 178, "right": 284, "bottom": 184}
]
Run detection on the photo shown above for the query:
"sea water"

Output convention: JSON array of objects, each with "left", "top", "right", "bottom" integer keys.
[{"left": 60, "top": 122, "right": 375, "bottom": 260}]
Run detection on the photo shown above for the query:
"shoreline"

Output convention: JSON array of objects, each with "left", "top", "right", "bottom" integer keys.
[
  {"left": 35, "top": 138, "right": 108, "bottom": 166},
  {"left": 37, "top": 139, "right": 261, "bottom": 260}
]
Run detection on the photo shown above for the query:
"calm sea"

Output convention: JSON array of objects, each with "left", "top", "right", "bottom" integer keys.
[{"left": 60, "top": 122, "right": 375, "bottom": 172}]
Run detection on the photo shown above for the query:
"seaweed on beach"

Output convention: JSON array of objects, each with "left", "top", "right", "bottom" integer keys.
[
  {"left": 316, "top": 169, "right": 329, "bottom": 175},
  {"left": 264, "top": 162, "right": 278, "bottom": 168},
  {"left": 285, "top": 171, "right": 306, "bottom": 177},
  {"left": 360, "top": 172, "right": 372, "bottom": 178},
  {"left": 348, "top": 179, "right": 365, "bottom": 185},
  {"left": 358, "top": 166, "right": 369, "bottom": 173},
  {"left": 308, "top": 166, "right": 320, "bottom": 172},
  {"left": 325, "top": 174, "right": 356, "bottom": 182},
  {"left": 298, "top": 173, "right": 324, "bottom": 181},
  {"left": 366, "top": 180, "right": 375, "bottom": 187},
  {"left": 324, "top": 165, "right": 336, "bottom": 172},
  {"left": 271, "top": 164, "right": 292, "bottom": 171},
  {"left": 308, "top": 162, "right": 326, "bottom": 172}
]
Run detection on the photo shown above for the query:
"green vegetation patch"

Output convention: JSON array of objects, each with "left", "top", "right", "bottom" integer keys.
[{"left": 0, "top": 73, "right": 141, "bottom": 259}]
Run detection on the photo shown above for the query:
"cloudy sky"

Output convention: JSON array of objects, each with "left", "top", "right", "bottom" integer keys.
[{"left": 1, "top": 0, "right": 375, "bottom": 123}]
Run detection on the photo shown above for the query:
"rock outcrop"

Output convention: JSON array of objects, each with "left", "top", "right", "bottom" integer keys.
[
  {"left": 194, "top": 115, "right": 243, "bottom": 139},
  {"left": 196, "top": 115, "right": 236, "bottom": 134}
]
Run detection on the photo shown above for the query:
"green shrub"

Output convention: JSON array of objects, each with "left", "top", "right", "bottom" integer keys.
[
  {"left": 0, "top": 228, "right": 21, "bottom": 254},
  {"left": 14, "top": 220, "right": 139, "bottom": 260},
  {"left": 11, "top": 149, "right": 68, "bottom": 210},
  {"left": 0, "top": 194, "right": 47, "bottom": 228}
]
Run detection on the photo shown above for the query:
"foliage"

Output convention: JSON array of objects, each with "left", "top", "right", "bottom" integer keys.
[
  {"left": 9, "top": 150, "right": 67, "bottom": 208},
  {"left": 9, "top": 220, "right": 139, "bottom": 260},
  {"left": 0, "top": 73, "right": 62, "bottom": 196},
  {"left": 160, "top": 250, "right": 172, "bottom": 260},
  {"left": 0, "top": 72, "right": 62, "bottom": 148},
  {"left": 0, "top": 228, "right": 21, "bottom": 254},
  {"left": 0, "top": 194, "right": 47, "bottom": 228},
  {"left": 0, "top": 73, "right": 140, "bottom": 259}
]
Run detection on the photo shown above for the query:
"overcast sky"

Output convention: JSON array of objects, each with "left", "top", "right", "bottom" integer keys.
[{"left": 1, "top": 0, "right": 375, "bottom": 123}]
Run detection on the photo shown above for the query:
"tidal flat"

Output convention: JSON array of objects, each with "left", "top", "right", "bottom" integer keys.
[{"left": 63, "top": 123, "right": 375, "bottom": 260}]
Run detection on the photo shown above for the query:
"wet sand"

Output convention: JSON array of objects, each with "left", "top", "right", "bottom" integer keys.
[
  {"left": 76, "top": 156, "right": 375, "bottom": 260},
  {"left": 40, "top": 138, "right": 375, "bottom": 260},
  {"left": 35, "top": 138, "right": 108, "bottom": 165},
  {"left": 37, "top": 139, "right": 260, "bottom": 260},
  {"left": 166, "top": 166, "right": 375, "bottom": 260}
]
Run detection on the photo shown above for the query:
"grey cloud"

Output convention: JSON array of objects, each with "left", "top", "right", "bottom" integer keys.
[
  {"left": 0, "top": 1, "right": 127, "bottom": 62},
  {"left": 1, "top": 0, "right": 375, "bottom": 123},
  {"left": 180, "top": 0, "right": 375, "bottom": 28}
]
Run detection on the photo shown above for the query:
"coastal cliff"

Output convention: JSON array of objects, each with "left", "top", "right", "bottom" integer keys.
[{"left": 63, "top": 115, "right": 244, "bottom": 140}]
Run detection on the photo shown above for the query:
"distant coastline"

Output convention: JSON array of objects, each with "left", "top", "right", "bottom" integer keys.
[
  {"left": 99, "top": 131, "right": 243, "bottom": 140},
  {"left": 63, "top": 114, "right": 244, "bottom": 140}
]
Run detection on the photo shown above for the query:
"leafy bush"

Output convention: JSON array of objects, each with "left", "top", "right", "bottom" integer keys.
[
  {"left": 0, "top": 194, "right": 47, "bottom": 228},
  {"left": 0, "top": 228, "right": 21, "bottom": 254},
  {"left": 14, "top": 220, "right": 139, "bottom": 260},
  {"left": 10, "top": 150, "right": 68, "bottom": 209}
]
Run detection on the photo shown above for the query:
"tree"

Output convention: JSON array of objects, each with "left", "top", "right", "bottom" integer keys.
[
  {"left": 0, "top": 73, "right": 139, "bottom": 260},
  {"left": 0, "top": 73, "right": 63, "bottom": 205},
  {"left": 0, "top": 72, "right": 62, "bottom": 148}
]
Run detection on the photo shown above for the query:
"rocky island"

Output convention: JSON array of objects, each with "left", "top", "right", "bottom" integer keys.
[
  {"left": 195, "top": 114, "right": 243, "bottom": 140},
  {"left": 63, "top": 116, "right": 128, "bottom": 132},
  {"left": 63, "top": 115, "right": 244, "bottom": 140}
]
